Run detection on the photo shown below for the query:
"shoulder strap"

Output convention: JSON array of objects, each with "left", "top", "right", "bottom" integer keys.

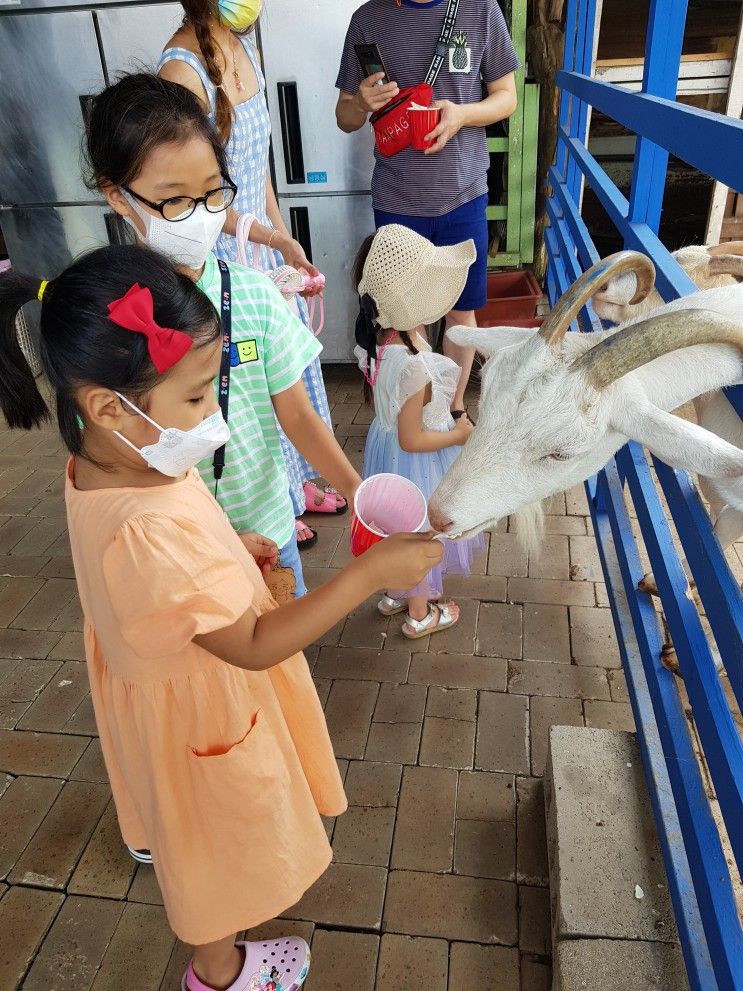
[
  {"left": 424, "top": 0, "right": 460, "bottom": 87},
  {"left": 158, "top": 48, "right": 218, "bottom": 114}
]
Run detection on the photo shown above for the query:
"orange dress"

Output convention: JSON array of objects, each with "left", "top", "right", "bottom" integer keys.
[{"left": 65, "top": 461, "right": 347, "bottom": 945}]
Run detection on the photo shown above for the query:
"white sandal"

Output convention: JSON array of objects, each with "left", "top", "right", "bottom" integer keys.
[
  {"left": 378, "top": 594, "right": 407, "bottom": 616},
  {"left": 402, "top": 602, "right": 458, "bottom": 640}
]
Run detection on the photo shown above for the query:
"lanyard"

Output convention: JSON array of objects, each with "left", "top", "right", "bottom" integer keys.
[{"left": 212, "top": 259, "right": 232, "bottom": 487}]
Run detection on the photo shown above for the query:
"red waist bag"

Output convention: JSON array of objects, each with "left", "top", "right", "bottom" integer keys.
[{"left": 370, "top": 82, "right": 433, "bottom": 157}]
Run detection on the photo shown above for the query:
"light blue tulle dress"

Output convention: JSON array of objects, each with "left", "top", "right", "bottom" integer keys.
[{"left": 357, "top": 341, "right": 484, "bottom": 599}]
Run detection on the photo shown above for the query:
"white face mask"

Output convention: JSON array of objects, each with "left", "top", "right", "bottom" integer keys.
[
  {"left": 122, "top": 193, "right": 225, "bottom": 270},
  {"left": 114, "top": 394, "right": 230, "bottom": 478}
]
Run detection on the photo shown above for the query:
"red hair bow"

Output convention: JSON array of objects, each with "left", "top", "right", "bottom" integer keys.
[{"left": 107, "top": 284, "right": 193, "bottom": 373}]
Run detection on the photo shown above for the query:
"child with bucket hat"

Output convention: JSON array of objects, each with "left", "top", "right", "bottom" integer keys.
[{"left": 352, "top": 224, "right": 484, "bottom": 638}]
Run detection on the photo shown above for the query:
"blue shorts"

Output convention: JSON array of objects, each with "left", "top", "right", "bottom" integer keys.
[
  {"left": 278, "top": 534, "right": 307, "bottom": 598},
  {"left": 374, "top": 193, "right": 488, "bottom": 313}
]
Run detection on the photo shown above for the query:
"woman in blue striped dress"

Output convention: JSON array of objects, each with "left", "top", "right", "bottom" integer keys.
[{"left": 158, "top": 0, "right": 346, "bottom": 549}]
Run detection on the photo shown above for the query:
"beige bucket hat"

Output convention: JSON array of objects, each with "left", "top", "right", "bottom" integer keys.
[{"left": 358, "top": 224, "right": 476, "bottom": 331}]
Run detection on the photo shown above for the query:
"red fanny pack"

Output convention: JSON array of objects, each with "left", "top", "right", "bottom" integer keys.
[{"left": 370, "top": 83, "right": 433, "bottom": 157}]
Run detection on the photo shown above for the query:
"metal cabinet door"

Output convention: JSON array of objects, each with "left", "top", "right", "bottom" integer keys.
[
  {"left": 96, "top": 4, "right": 183, "bottom": 77},
  {"left": 0, "top": 11, "right": 105, "bottom": 205},
  {"left": 0, "top": 204, "right": 118, "bottom": 278},
  {"left": 259, "top": 0, "right": 375, "bottom": 196},
  {"left": 278, "top": 193, "right": 374, "bottom": 362}
]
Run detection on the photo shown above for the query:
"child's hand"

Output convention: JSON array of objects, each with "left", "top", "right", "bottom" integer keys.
[
  {"left": 452, "top": 413, "right": 475, "bottom": 444},
  {"left": 239, "top": 532, "right": 280, "bottom": 577},
  {"left": 361, "top": 532, "right": 443, "bottom": 591}
]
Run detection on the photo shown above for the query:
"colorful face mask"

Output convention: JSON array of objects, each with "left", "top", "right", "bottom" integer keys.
[{"left": 217, "top": 0, "right": 262, "bottom": 31}]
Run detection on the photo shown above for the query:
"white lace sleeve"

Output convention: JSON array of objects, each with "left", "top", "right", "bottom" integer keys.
[{"left": 394, "top": 352, "right": 461, "bottom": 428}]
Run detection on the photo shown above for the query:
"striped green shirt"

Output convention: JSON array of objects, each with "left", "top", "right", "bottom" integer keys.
[{"left": 197, "top": 255, "right": 321, "bottom": 547}]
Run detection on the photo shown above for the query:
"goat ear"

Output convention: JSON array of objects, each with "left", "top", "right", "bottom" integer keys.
[
  {"left": 610, "top": 402, "right": 743, "bottom": 478},
  {"left": 446, "top": 324, "right": 540, "bottom": 357}
]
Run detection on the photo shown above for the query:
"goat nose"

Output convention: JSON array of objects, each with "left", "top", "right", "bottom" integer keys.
[{"left": 428, "top": 508, "right": 452, "bottom": 533}]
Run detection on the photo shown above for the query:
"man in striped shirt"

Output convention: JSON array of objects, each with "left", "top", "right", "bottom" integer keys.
[{"left": 336, "top": 0, "right": 520, "bottom": 414}]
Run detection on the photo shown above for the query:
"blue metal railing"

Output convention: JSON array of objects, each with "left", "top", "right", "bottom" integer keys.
[{"left": 546, "top": 2, "right": 743, "bottom": 988}]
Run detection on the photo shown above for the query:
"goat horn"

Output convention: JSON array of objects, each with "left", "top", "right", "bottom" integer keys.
[
  {"left": 572, "top": 309, "right": 743, "bottom": 390},
  {"left": 538, "top": 251, "right": 656, "bottom": 345},
  {"left": 707, "top": 240, "right": 743, "bottom": 257},
  {"left": 707, "top": 254, "right": 743, "bottom": 279}
]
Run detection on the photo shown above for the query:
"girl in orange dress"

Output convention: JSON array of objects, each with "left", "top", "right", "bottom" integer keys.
[{"left": 0, "top": 245, "right": 441, "bottom": 991}]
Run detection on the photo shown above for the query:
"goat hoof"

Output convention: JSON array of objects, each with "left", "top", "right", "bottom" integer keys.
[
  {"left": 661, "top": 644, "right": 681, "bottom": 677},
  {"left": 638, "top": 573, "right": 659, "bottom": 596}
]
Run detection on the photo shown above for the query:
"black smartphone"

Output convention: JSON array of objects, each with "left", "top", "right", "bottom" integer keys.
[{"left": 355, "top": 43, "right": 390, "bottom": 85}]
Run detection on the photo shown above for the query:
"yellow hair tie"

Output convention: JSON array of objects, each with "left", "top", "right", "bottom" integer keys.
[{"left": 37, "top": 280, "right": 49, "bottom": 302}]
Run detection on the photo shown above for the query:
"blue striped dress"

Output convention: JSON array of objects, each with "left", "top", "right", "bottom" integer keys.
[{"left": 158, "top": 36, "right": 333, "bottom": 517}]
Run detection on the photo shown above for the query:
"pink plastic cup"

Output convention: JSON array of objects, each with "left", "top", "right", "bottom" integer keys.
[
  {"left": 408, "top": 106, "right": 441, "bottom": 151},
  {"left": 350, "top": 473, "right": 428, "bottom": 557}
]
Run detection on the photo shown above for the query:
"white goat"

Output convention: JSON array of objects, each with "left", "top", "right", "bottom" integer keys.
[{"left": 428, "top": 252, "right": 743, "bottom": 558}]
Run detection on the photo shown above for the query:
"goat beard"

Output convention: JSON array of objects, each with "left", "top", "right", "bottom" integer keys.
[{"left": 511, "top": 500, "right": 547, "bottom": 556}]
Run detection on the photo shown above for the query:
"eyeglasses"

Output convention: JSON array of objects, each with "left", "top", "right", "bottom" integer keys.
[{"left": 123, "top": 179, "right": 238, "bottom": 222}]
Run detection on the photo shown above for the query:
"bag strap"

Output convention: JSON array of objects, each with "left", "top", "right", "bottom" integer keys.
[
  {"left": 212, "top": 258, "right": 232, "bottom": 488},
  {"left": 424, "top": 0, "right": 460, "bottom": 88}
]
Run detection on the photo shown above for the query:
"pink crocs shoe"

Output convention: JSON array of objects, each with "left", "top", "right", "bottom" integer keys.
[{"left": 182, "top": 937, "right": 311, "bottom": 991}]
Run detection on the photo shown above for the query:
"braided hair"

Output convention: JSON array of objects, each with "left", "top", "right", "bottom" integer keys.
[{"left": 181, "top": 0, "right": 236, "bottom": 143}]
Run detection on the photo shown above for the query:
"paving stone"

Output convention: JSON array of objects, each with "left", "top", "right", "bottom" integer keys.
[
  {"left": 546, "top": 728, "right": 677, "bottom": 943},
  {"left": 314, "top": 677, "right": 331, "bottom": 709},
  {"left": 595, "top": 581, "right": 610, "bottom": 608},
  {"left": 0, "top": 556, "right": 50, "bottom": 579},
  {"left": 0, "top": 658, "right": 62, "bottom": 730},
  {"left": 508, "top": 577, "right": 595, "bottom": 607},
  {"left": 565, "top": 484, "right": 589, "bottom": 515},
  {"left": 476, "top": 692, "right": 529, "bottom": 774},
  {"left": 22, "top": 895, "right": 124, "bottom": 991},
  {"left": 284, "top": 863, "right": 387, "bottom": 930},
  {"left": 127, "top": 864, "right": 163, "bottom": 905},
  {"left": 508, "top": 659, "right": 610, "bottom": 700},
  {"left": 90, "top": 902, "right": 175, "bottom": 991},
  {"left": 343, "top": 760, "right": 402, "bottom": 807},
  {"left": 158, "top": 940, "right": 193, "bottom": 991},
  {"left": 70, "top": 739, "right": 108, "bottom": 783},
  {"left": 544, "top": 515, "right": 585, "bottom": 535},
  {"left": 427, "top": 599, "right": 478, "bottom": 655},
  {"left": 0, "top": 775, "right": 64, "bottom": 880},
  {"left": 48, "top": 632, "right": 85, "bottom": 661},
  {"left": 419, "top": 716, "right": 475, "bottom": 769},
  {"left": 373, "top": 682, "right": 426, "bottom": 723},
  {"left": 0, "top": 629, "right": 61, "bottom": 659},
  {"left": 0, "top": 729, "right": 87, "bottom": 777},
  {"left": 68, "top": 800, "right": 136, "bottom": 899},
  {"left": 0, "top": 517, "right": 36, "bottom": 555},
  {"left": 331, "top": 805, "right": 396, "bottom": 867},
  {"left": 314, "top": 646, "right": 410, "bottom": 683},
  {"left": 475, "top": 602, "right": 522, "bottom": 658},
  {"left": 392, "top": 766, "right": 457, "bottom": 872},
  {"left": 529, "top": 534, "right": 570, "bottom": 580},
  {"left": 0, "top": 885, "right": 64, "bottom": 991},
  {"left": 0, "top": 578, "right": 44, "bottom": 627},
  {"left": 12, "top": 579, "right": 77, "bottom": 632},
  {"left": 584, "top": 700, "right": 636, "bottom": 732},
  {"left": 443, "top": 573, "right": 507, "bottom": 601},
  {"left": 376, "top": 934, "right": 448, "bottom": 991},
  {"left": 521, "top": 955, "right": 552, "bottom": 990},
  {"left": 519, "top": 885, "right": 551, "bottom": 955},
  {"left": 448, "top": 942, "right": 520, "bottom": 988},
  {"left": 457, "top": 770, "right": 515, "bottom": 822},
  {"left": 323, "top": 679, "right": 379, "bottom": 760},
  {"left": 12, "top": 521, "right": 68, "bottom": 561},
  {"left": 18, "top": 661, "right": 90, "bottom": 732},
  {"left": 554, "top": 938, "right": 689, "bottom": 991},
  {"left": 522, "top": 604, "right": 570, "bottom": 663},
  {"left": 570, "top": 606, "right": 621, "bottom": 667},
  {"left": 63, "top": 694, "right": 98, "bottom": 736},
  {"left": 409, "top": 653, "right": 507, "bottom": 692},
  {"left": 341, "top": 604, "right": 387, "bottom": 649},
  {"left": 38, "top": 557, "right": 76, "bottom": 580},
  {"left": 487, "top": 532, "right": 528, "bottom": 578},
  {"left": 454, "top": 818, "right": 516, "bottom": 880},
  {"left": 516, "top": 777, "right": 549, "bottom": 886},
  {"left": 304, "top": 930, "right": 379, "bottom": 991},
  {"left": 530, "top": 697, "right": 584, "bottom": 777},
  {"left": 608, "top": 668, "right": 630, "bottom": 704},
  {"left": 245, "top": 917, "right": 315, "bottom": 945},
  {"left": 9, "top": 779, "right": 109, "bottom": 889},
  {"left": 48, "top": 594, "right": 83, "bottom": 633},
  {"left": 426, "top": 686, "right": 477, "bottom": 721},
  {"left": 365, "top": 721, "right": 421, "bottom": 763},
  {"left": 384, "top": 870, "right": 517, "bottom": 945},
  {"left": 569, "top": 534, "right": 603, "bottom": 582}
]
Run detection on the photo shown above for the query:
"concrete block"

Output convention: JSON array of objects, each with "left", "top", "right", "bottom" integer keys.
[
  {"left": 545, "top": 726, "right": 677, "bottom": 943},
  {"left": 555, "top": 938, "right": 690, "bottom": 991}
]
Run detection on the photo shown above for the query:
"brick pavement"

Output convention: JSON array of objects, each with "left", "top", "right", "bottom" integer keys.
[{"left": 0, "top": 363, "right": 675, "bottom": 990}]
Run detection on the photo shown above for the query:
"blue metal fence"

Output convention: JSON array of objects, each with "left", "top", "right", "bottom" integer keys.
[{"left": 546, "top": 2, "right": 743, "bottom": 987}]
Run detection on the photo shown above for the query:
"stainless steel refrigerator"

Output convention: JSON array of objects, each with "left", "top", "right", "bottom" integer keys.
[{"left": 258, "top": 0, "right": 376, "bottom": 362}]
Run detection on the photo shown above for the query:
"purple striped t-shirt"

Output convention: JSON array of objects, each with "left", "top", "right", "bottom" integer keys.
[{"left": 336, "top": 0, "right": 520, "bottom": 217}]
